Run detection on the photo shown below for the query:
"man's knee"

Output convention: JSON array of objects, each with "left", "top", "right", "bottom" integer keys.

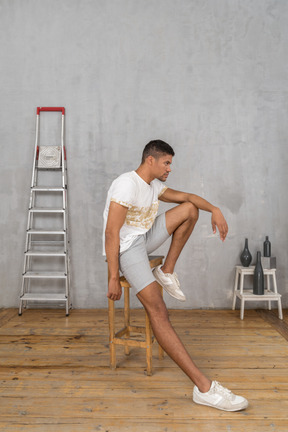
[
  {"left": 182, "top": 202, "right": 199, "bottom": 223},
  {"left": 137, "top": 284, "right": 170, "bottom": 321},
  {"left": 165, "top": 202, "right": 199, "bottom": 235},
  {"left": 147, "top": 299, "right": 169, "bottom": 322}
]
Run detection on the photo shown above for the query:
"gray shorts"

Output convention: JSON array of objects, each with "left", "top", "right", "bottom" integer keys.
[{"left": 119, "top": 213, "right": 170, "bottom": 294}]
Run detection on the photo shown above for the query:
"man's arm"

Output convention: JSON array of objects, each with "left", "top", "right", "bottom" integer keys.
[
  {"left": 105, "top": 201, "right": 128, "bottom": 301},
  {"left": 160, "top": 188, "right": 228, "bottom": 241}
]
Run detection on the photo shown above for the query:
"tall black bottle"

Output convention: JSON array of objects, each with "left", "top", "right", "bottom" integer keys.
[
  {"left": 263, "top": 236, "right": 271, "bottom": 257},
  {"left": 253, "top": 251, "right": 264, "bottom": 295}
]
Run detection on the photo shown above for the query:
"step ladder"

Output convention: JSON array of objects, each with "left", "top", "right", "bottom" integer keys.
[{"left": 19, "top": 107, "right": 71, "bottom": 316}]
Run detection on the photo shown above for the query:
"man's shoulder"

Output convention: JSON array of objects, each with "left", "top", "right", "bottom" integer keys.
[
  {"left": 111, "top": 171, "right": 136, "bottom": 187},
  {"left": 108, "top": 171, "right": 138, "bottom": 196}
]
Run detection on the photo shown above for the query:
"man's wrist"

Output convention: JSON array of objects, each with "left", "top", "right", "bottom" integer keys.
[{"left": 109, "top": 274, "right": 120, "bottom": 281}]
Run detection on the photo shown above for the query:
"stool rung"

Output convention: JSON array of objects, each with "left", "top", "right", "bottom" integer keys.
[
  {"left": 112, "top": 338, "right": 149, "bottom": 348},
  {"left": 115, "top": 325, "right": 147, "bottom": 338},
  {"left": 113, "top": 336, "right": 155, "bottom": 348},
  {"left": 129, "top": 325, "right": 146, "bottom": 334},
  {"left": 115, "top": 327, "right": 129, "bottom": 338}
]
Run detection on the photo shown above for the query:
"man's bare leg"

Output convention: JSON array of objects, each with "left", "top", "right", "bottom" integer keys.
[
  {"left": 162, "top": 202, "right": 199, "bottom": 274},
  {"left": 137, "top": 281, "right": 211, "bottom": 393}
]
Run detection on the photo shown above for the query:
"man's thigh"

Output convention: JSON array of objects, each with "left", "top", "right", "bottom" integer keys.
[
  {"left": 119, "top": 213, "right": 170, "bottom": 293},
  {"left": 165, "top": 202, "right": 198, "bottom": 235},
  {"left": 145, "top": 213, "right": 170, "bottom": 254},
  {"left": 119, "top": 237, "right": 155, "bottom": 294}
]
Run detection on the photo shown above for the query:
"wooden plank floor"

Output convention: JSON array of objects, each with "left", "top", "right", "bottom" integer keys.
[{"left": 0, "top": 307, "right": 288, "bottom": 431}]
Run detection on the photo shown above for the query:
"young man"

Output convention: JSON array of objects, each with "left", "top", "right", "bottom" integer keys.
[{"left": 103, "top": 140, "right": 248, "bottom": 411}]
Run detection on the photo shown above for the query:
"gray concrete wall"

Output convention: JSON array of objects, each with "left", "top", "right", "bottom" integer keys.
[{"left": 0, "top": 0, "right": 287, "bottom": 309}]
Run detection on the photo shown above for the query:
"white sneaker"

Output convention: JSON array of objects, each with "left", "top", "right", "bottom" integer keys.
[
  {"left": 193, "top": 381, "right": 248, "bottom": 411},
  {"left": 152, "top": 265, "right": 186, "bottom": 302}
]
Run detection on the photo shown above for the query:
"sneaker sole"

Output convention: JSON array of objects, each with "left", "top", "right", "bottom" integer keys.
[
  {"left": 162, "top": 285, "right": 186, "bottom": 301},
  {"left": 193, "top": 397, "right": 249, "bottom": 412}
]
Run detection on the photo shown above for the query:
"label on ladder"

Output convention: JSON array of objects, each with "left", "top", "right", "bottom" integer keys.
[{"left": 38, "top": 146, "right": 61, "bottom": 168}]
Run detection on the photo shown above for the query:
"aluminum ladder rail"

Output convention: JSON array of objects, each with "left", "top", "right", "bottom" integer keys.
[{"left": 19, "top": 107, "right": 71, "bottom": 316}]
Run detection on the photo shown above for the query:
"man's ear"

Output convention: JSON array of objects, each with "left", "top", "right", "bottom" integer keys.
[{"left": 146, "top": 155, "right": 154, "bottom": 166}]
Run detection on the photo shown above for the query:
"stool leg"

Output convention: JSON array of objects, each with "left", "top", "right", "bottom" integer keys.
[
  {"left": 240, "top": 272, "right": 245, "bottom": 319},
  {"left": 124, "top": 286, "right": 130, "bottom": 356},
  {"left": 145, "top": 312, "right": 153, "bottom": 376},
  {"left": 158, "top": 285, "right": 164, "bottom": 360},
  {"left": 240, "top": 297, "right": 245, "bottom": 320},
  {"left": 232, "top": 269, "right": 239, "bottom": 310},
  {"left": 272, "top": 272, "right": 278, "bottom": 293},
  {"left": 267, "top": 275, "right": 271, "bottom": 310},
  {"left": 239, "top": 272, "right": 244, "bottom": 295},
  {"left": 272, "top": 272, "right": 283, "bottom": 319},
  {"left": 278, "top": 298, "right": 283, "bottom": 320},
  {"left": 108, "top": 298, "right": 116, "bottom": 370}
]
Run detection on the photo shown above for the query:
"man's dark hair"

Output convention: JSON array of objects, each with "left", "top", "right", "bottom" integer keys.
[{"left": 141, "top": 140, "right": 175, "bottom": 164}]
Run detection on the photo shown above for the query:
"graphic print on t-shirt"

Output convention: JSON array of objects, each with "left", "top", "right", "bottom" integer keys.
[{"left": 111, "top": 200, "right": 159, "bottom": 231}]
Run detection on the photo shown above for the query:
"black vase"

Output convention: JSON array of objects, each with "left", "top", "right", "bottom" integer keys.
[
  {"left": 240, "top": 238, "right": 252, "bottom": 267},
  {"left": 263, "top": 236, "right": 271, "bottom": 257},
  {"left": 253, "top": 251, "right": 264, "bottom": 295}
]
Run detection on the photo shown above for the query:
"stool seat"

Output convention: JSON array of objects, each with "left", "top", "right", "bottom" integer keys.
[
  {"left": 232, "top": 265, "right": 283, "bottom": 320},
  {"left": 108, "top": 255, "right": 164, "bottom": 375}
]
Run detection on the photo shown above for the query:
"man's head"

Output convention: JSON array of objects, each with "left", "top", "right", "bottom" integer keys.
[
  {"left": 141, "top": 140, "right": 175, "bottom": 182},
  {"left": 141, "top": 140, "right": 175, "bottom": 164}
]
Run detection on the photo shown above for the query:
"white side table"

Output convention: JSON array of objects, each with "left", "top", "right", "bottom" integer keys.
[{"left": 232, "top": 266, "right": 283, "bottom": 320}]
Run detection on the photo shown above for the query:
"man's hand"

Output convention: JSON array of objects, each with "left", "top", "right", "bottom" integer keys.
[
  {"left": 107, "top": 277, "right": 122, "bottom": 301},
  {"left": 211, "top": 207, "right": 228, "bottom": 241}
]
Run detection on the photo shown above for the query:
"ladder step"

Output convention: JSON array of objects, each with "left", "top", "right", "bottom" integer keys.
[
  {"left": 30, "top": 241, "right": 65, "bottom": 247},
  {"left": 25, "top": 250, "right": 66, "bottom": 256},
  {"left": 27, "top": 229, "right": 65, "bottom": 235},
  {"left": 29, "top": 207, "right": 65, "bottom": 213},
  {"left": 37, "top": 167, "right": 62, "bottom": 171},
  {"left": 20, "top": 293, "right": 67, "bottom": 301},
  {"left": 32, "top": 186, "right": 65, "bottom": 192},
  {"left": 23, "top": 271, "right": 67, "bottom": 279}
]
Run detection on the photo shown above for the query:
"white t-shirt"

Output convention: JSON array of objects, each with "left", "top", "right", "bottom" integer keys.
[{"left": 103, "top": 171, "right": 167, "bottom": 254}]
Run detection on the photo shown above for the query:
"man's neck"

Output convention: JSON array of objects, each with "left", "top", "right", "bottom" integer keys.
[{"left": 135, "top": 165, "right": 154, "bottom": 185}]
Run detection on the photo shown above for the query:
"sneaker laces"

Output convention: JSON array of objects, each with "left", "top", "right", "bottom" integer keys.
[{"left": 213, "top": 382, "right": 234, "bottom": 401}]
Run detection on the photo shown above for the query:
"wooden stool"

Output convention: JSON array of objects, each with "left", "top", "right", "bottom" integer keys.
[
  {"left": 232, "top": 265, "right": 283, "bottom": 320},
  {"left": 108, "top": 255, "right": 165, "bottom": 375}
]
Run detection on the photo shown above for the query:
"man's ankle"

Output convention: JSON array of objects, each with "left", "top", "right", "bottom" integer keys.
[
  {"left": 160, "top": 265, "right": 174, "bottom": 274},
  {"left": 197, "top": 379, "right": 212, "bottom": 393}
]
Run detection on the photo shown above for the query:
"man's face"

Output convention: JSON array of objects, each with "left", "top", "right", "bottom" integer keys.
[{"left": 153, "top": 154, "right": 172, "bottom": 182}]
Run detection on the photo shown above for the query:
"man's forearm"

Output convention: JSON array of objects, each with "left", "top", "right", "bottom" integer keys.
[
  {"left": 187, "top": 193, "right": 228, "bottom": 241},
  {"left": 160, "top": 188, "right": 219, "bottom": 213},
  {"left": 187, "top": 193, "right": 218, "bottom": 213},
  {"left": 105, "top": 231, "right": 120, "bottom": 279}
]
